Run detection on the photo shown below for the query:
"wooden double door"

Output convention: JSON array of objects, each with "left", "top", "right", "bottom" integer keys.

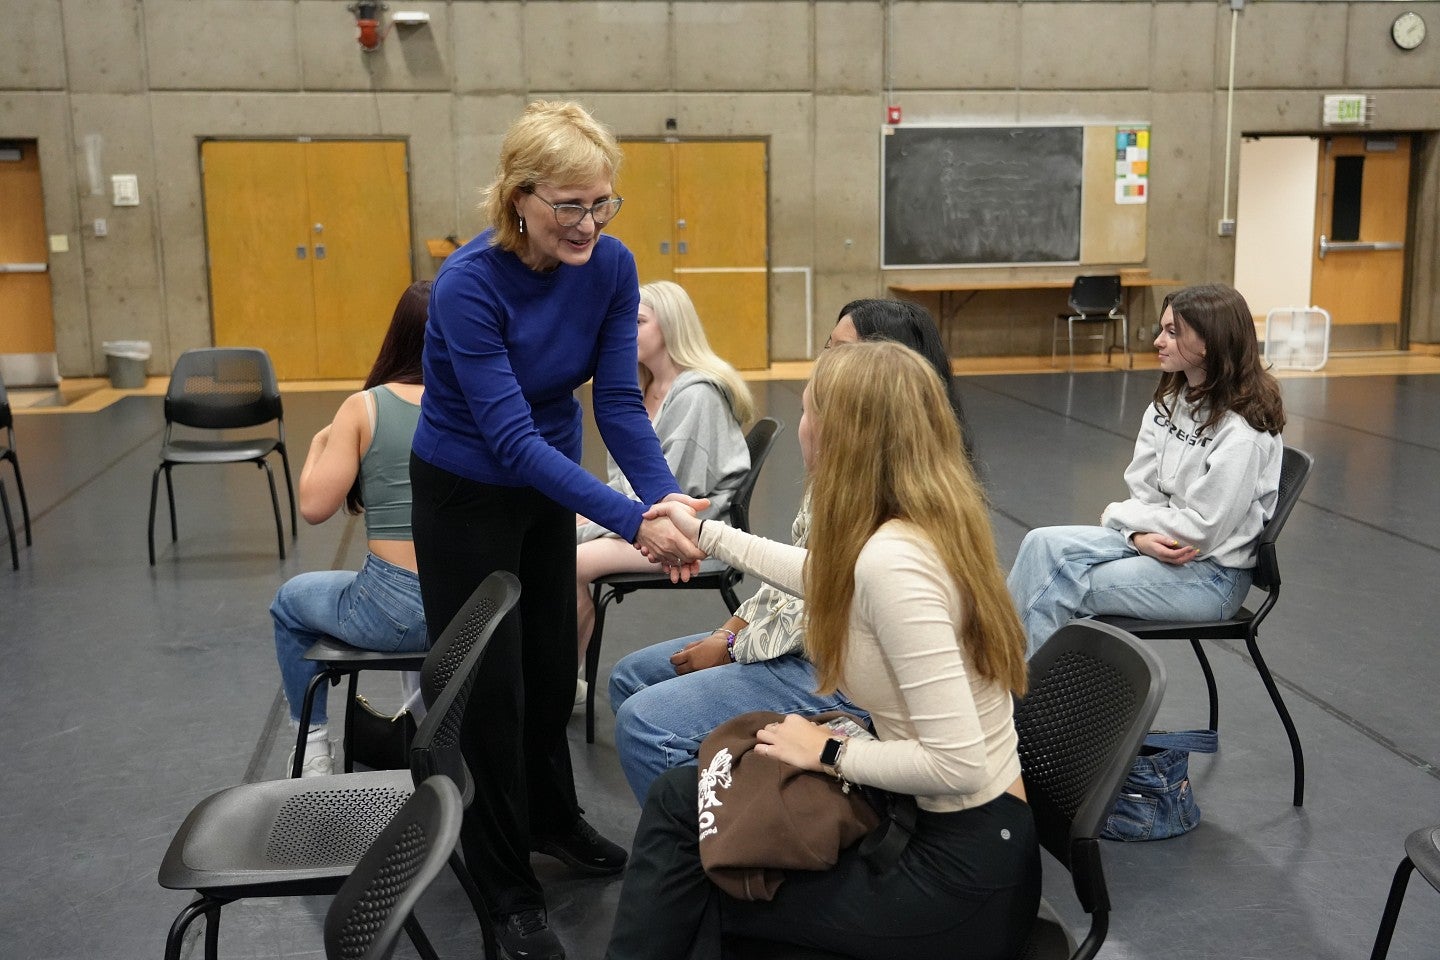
[
  {"left": 202, "top": 140, "right": 413, "bottom": 380},
  {"left": 605, "top": 140, "right": 769, "bottom": 370}
]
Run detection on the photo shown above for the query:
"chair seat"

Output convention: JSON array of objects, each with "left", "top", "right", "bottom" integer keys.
[
  {"left": 1096, "top": 606, "right": 1256, "bottom": 640},
  {"left": 303, "top": 636, "right": 428, "bottom": 669},
  {"left": 161, "top": 437, "right": 281, "bottom": 464},
  {"left": 596, "top": 558, "right": 733, "bottom": 592},
  {"left": 1014, "top": 899, "right": 1077, "bottom": 959},
  {"left": 1406, "top": 825, "right": 1440, "bottom": 891},
  {"left": 159, "top": 769, "right": 412, "bottom": 893}
]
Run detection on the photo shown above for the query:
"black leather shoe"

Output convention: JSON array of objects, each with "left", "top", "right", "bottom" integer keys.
[
  {"left": 496, "top": 908, "right": 565, "bottom": 960},
  {"left": 531, "top": 816, "right": 628, "bottom": 876}
]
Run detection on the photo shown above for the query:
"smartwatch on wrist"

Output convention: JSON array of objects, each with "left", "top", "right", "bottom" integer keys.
[{"left": 819, "top": 736, "right": 846, "bottom": 776}]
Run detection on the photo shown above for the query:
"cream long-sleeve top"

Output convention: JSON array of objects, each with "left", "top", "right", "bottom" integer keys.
[{"left": 698, "top": 518, "right": 1022, "bottom": 814}]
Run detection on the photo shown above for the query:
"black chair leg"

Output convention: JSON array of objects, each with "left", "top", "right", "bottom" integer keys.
[
  {"left": 165, "top": 895, "right": 222, "bottom": 960},
  {"left": 260, "top": 460, "right": 285, "bottom": 560},
  {"left": 277, "top": 444, "right": 298, "bottom": 536},
  {"left": 1, "top": 481, "right": 17, "bottom": 570},
  {"left": 448, "top": 849, "right": 498, "bottom": 960},
  {"left": 1368, "top": 856, "right": 1416, "bottom": 960},
  {"left": 403, "top": 914, "right": 440, "bottom": 960},
  {"left": 720, "top": 575, "right": 743, "bottom": 614},
  {"left": 1191, "top": 639, "right": 1220, "bottom": 731},
  {"left": 148, "top": 465, "right": 163, "bottom": 565},
  {"left": 1247, "top": 634, "right": 1305, "bottom": 806},
  {"left": 585, "top": 583, "right": 611, "bottom": 744},
  {"left": 3, "top": 452, "right": 31, "bottom": 545},
  {"left": 294, "top": 669, "right": 338, "bottom": 778},
  {"left": 164, "top": 464, "right": 178, "bottom": 542},
  {"left": 341, "top": 671, "right": 360, "bottom": 773},
  {"left": 203, "top": 901, "right": 222, "bottom": 960}
]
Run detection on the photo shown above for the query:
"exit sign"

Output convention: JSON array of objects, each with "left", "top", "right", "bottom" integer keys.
[{"left": 1323, "top": 94, "right": 1371, "bottom": 126}]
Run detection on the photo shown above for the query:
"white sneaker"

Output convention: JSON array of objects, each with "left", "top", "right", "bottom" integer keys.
[{"left": 287, "top": 740, "right": 335, "bottom": 777}]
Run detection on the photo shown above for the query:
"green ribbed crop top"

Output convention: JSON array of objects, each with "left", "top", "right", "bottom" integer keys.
[{"left": 360, "top": 385, "right": 422, "bottom": 541}]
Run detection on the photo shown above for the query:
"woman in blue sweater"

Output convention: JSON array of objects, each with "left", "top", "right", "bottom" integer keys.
[{"left": 411, "top": 101, "right": 704, "bottom": 960}]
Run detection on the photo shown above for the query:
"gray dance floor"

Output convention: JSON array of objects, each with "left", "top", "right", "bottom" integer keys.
[{"left": 1, "top": 369, "right": 1437, "bottom": 959}]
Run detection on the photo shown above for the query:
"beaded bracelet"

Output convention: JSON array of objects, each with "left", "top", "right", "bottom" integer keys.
[{"left": 716, "top": 629, "right": 737, "bottom": 661}]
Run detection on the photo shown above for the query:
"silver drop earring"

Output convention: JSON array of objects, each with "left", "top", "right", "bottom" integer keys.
[{"left": 518, "top": 214, "right": 526, "bottom": 235}]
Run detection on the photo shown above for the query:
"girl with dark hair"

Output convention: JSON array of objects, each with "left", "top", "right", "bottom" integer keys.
[
  {"left": 607, "top": 299, "right": 972, "bottom": 803},
  {"left": 830, "top": 298, "right": 975, "bottom": 463},
  {"left": 269, "top": 280, "right": 432, "bottom": 776},
  {"left": 1007, "top": 282, "right": 1286, "bottom": 653}
]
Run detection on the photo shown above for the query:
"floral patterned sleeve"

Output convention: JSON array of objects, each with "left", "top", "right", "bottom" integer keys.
[{"left": 729, "top": 498, "right": 810, "bottom": 664}]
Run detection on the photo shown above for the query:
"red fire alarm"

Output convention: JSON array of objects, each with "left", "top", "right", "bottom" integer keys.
[{"left": 886, "top": 105, "right": 903, "bottom": 125}]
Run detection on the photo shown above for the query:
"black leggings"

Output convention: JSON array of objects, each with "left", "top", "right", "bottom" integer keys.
[
  {"left": 410, "top": 453, "right": 581, "bottom": 916},
  {"left": 607, "top": 767, "right": 1041, "bottom": 960}
]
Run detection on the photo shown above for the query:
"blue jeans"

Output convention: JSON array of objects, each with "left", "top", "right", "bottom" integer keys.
[
  {"left": 271, "top": 553, "right": 428, "bottom": 725},
  {"left": 609, "top": 634, "right": 866, "bottom": 803},
  {"left": 1006, "top": 525, "right": 1252, "bottom": 655}
]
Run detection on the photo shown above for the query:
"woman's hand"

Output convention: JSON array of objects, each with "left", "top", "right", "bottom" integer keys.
[
  {"left": 670, "top": 632, "right": 732, "bottom": 674},
  {"left": 634, "top": 512, "right": 705, "bottom": 581},
  {"left": 754, "top": 715, "right": 834, "bottom": 772},
  {"left": 643, "top": 499, "right": 704, "bottom": 543},
  {"left": 1132, "top": 532, "right": 1199, "bottom": 565}
]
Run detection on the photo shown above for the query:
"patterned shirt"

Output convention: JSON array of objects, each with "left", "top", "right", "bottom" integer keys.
[{"left": 729, "top": 495, "right": 810, "bottom": 663}]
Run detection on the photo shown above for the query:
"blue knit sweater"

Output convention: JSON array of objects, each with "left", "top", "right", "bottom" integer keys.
[{"left": 413, "top": 230, "right": 680, "bottom": 541}]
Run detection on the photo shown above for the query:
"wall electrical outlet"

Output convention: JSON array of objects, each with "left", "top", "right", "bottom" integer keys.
[{"left": 1217, "top": 218, "right": 1236, "bottom": 237}]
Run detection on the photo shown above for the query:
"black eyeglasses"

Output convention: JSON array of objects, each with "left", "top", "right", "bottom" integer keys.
[{"left": 527, "top": 190, "right": 624, "bottom": 228}]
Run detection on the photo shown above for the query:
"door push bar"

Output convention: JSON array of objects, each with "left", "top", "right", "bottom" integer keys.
[
  {"left": 0, "top": 263, "right": 48, "bottom": 273},
  {"left": 1318, "top": 236, "right": 1404, "bottom": 260}
]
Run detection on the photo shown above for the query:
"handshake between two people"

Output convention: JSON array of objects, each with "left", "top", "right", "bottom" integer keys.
[{"left": 632, "top": 495, "right": 712, "bottom": 583}]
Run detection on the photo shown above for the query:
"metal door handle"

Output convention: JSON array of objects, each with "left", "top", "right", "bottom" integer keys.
[
  {"left": 660, "top": 241, "right": 670, "bottom": 255},
  {"left": 314, "top": 244, "right": 326, "bottom": 260},
  {"left": 1318, "top": 235, "right": 1404, "bottom": 260},
  {"left": 677, "top": 241, "right": 688, "bottom": 255},
  {"left": 296, "top": 246, "right": 307, "bottom": 260},
  {"left": 0, "top": 262, "right": 47, "bottom": 273}
]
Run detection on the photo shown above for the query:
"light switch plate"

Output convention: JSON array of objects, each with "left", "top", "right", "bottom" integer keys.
[
  {"left": 49, "top": 234, "right": 70, "bottom": 253},
  {"left": 111, "top": 174, "right": 140, "bottom": 207}
]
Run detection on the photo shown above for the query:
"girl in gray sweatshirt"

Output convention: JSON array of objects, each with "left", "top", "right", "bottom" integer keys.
[{"left": 1007, "top": 283, "right": 1287, "bottom": 653}]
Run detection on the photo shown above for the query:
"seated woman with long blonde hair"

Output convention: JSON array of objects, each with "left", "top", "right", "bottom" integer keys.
[
  {"left": 607, "top": 340, "right": 1038, "bottom": 960},
  {"left": 575, "top": 280, "right": 752, "bottom": 671}
]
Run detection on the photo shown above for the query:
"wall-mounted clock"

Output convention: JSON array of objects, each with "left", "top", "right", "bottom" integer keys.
[{"left": 1391, "top": 11, "right": 1427, "bottom": 51}]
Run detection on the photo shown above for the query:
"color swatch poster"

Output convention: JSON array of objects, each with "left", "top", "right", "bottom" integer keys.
[{"left": 1115, "top": 127, "right": 1149, "bottom": 205}]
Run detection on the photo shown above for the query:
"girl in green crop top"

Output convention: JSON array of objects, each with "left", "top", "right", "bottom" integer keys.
[{"left": 269, "top": 281, "right": 431, "bottom": 777}]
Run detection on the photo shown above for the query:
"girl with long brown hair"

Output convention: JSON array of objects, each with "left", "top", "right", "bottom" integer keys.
[
  {"left": 607, "top": 340, "right": 1038, "bottom": 960},
  {"left": 1007, "top": 282, "right": 1286, "bottom": 652}
]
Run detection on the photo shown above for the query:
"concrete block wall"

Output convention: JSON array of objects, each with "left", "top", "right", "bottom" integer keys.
[{"left": 2, "top": 0, "right": 1438, "bottom": 377}]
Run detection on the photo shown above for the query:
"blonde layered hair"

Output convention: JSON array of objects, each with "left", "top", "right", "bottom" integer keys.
[
  {"left": 481, "top": 100, "right": 623, "bottom": 254},
  {"left": 639, "top": 281, "right": 755, "bottom": 425},
  {"left": 803, "top": 341, "right": 1027, "bottom": 697}
]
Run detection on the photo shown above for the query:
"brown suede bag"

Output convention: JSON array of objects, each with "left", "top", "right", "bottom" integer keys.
[{"left": 696, "top": 710, "right": 881, "bottom": 901}]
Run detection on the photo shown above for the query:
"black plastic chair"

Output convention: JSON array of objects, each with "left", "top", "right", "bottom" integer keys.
[
  {"left": 720, "top": 620, "right": 1165, "bottom": 960},
  {"left": 0, "top": 373, "right": 32, "bottom": 558},
  {"left": 1053, "top": 275, "right": 1129, "bottom": 369},
  {"left": 158, "top": 572, "right": 520, "bottom": 960},
  {"left": 1012, "top": 620, "right": 1166, "bottom": 959},
  {"left": 1368, "top": 824, "right": 1440, "bottom": 960},
  {"left": 1097, "top": 445, "right": 1313, "bottom": 806},
  {"left": 323, "top": 775, "right": 462, "bottom": 960},
  {"left": 583, "top": 417, "right": 782, "bottom": 743},
  {"left": 148, "top": 348, "right": 296, "bottom": 565}
]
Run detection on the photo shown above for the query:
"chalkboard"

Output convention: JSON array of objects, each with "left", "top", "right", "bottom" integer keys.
[{"left": 882, "top": 126, "right": 1084, "bottom": 267}]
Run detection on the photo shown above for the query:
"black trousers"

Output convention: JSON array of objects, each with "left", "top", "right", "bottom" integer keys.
[
  {"left": 410, "top": 453, "right": 581, "bottom": 916},
  {"left": 606, "top": 767, "right": 1041, "bottom": 960}
]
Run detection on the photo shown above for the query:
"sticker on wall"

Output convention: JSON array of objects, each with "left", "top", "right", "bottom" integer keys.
[{"left": 1115, "top": 126, "right": 1149, "bottom": 205}]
